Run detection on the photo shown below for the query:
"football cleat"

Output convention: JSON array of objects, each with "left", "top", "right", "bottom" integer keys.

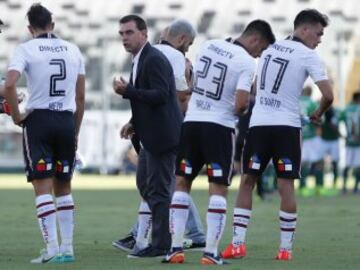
[
  {"left": 30, "top": 249, "right": 63, "bottom": 264},
  {"left": 221, "top": 243, "right": 246, "bottom": 259},
  {"left": 61, "top": 252, "right": 75, "bottom": 263},
  {"left": 201, "top": 252, "right": 229, "bottom": 265},
  {"left": 275, "top": 249, "right": 292, "bottom": 260},
  {"left": 112, "top": 234, "right": 136, "bottom": 252},
  {"left": 162, "top": 247, "right": 185, "bottom": 264}
]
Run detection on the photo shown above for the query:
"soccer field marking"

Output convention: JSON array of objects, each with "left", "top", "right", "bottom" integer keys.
[{"left": 0, "top": 174, "right": 242, "bottom": 190}]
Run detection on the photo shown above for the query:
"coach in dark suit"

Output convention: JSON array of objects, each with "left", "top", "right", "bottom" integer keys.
[{"left": 113, "top": 14, "right": 183, "bottom": 258}]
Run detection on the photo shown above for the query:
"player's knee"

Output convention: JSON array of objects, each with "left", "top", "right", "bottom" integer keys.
[{"left": 175, "top": 176, "right": 191, "bottom": 192}]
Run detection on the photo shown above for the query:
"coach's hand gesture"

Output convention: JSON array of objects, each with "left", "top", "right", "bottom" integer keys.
[
  {"left": 113, "top": 76, "right": 128, "bottom": 96},
  {"left": 120, "top": 122, "right": 135, "bottom": 139}
]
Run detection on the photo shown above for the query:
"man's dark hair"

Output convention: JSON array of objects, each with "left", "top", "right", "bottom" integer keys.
[
  {"left": 119, "top": 14, "right": 147, "bottom": 31},
  {"left": 27, "top": 3, "right": 52, "bottom": 30},
  {"left": 294, "top": 9, "right": 329, "bottom": 28},
  {"left": 243, "top": 20, "right": 276, "bottom": 44},
  {"left": 352, "top": 91, "right": 360, "bottom": 102}
]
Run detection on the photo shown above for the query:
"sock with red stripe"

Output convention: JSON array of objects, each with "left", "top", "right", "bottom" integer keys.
[
  {"left": 56, "top": 194, "right": 75, "bottom": 254},
  {"left": 36, "top": 194, "right": 59, "bottom": 256},
  {"left": 232, "top": 208, "right": 251, "bottom": 246},
  {"left": 279, "top": 210, "right": 297, "bottom": 251},
  {"left": 205, "top": 195, "right": 227, "bottom": 256},
  {"left": 136, "top": 200, "right": 152, "bottom": 249},
  {"left": 170, "top": 191, "right": 190, "bottom": 249}
]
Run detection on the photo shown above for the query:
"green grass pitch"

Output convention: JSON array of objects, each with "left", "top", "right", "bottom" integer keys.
[{"left": 0, "top": 173, "right": 359, "bottom": 270}]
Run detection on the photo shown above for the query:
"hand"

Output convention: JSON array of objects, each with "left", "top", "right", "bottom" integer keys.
[
  {"left": 113, "top": 76, "right": 128, "bottom": 96},
  {"left": 309, "top": 110, "right": 322, "bottom": 125},
  {"left": 13, "top": 112, "right": 28, "bottom": 126},
  {"left": 120, "top": 122, "right": 135, "bottom": 139}
]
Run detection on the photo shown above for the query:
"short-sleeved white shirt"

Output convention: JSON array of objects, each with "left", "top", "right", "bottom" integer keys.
[
  {"left": 185, "top": 39, "right": 256, "bottom": 128},
  {"left": 250, "top": 38, "right": 328, "bottom": 128},
  {"left": 154, "top": 43, "right": 188, "bottom": 91},
  {"left": 8, "top": 34, "right": 85, "bottom": 113}
]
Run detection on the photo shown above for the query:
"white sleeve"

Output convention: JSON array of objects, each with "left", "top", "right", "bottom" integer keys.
[
  {"left": 304, "top": 51, "right": 328, "bottom": 82},
  {"left": 7, "top": 45, "right": 27, "bottom": 73},
  {"left": 236, "top": 58, "right": 256, "bottom": 92},
  {"left": 173, "top": 55, "right": 187, "bottom": 91}
]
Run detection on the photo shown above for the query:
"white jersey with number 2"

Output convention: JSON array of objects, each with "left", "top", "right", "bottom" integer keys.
[{"left": 8, "top": 34, "right": 85, "bottom": 113}]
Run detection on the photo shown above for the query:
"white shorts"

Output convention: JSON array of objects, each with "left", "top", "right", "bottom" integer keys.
[
  {"left": 320, "top": 139, "right": 340, "bottom": 162},
  {"left": 345, "top": 146, "right": 360, "bottom": 168},
  {"left": 302, "top": 136, "right": 323, "bottom": 163}
]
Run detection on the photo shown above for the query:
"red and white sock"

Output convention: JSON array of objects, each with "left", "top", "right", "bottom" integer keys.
[
  {"left": 279, "top": 210, "right": 297, "bottom": 251},
  {"left": 205, "top": 195, "right": 227, "bottom": 256},
  {"left": 36, "top": 194, "right": 59, "bottom": 256},
  {"left": 136, "top": 201, "right": 152, "bottom": 249},
  {"left": 170, "top": 191, "right": 190, "bottom": 249},
  {"left": 56, "top": 194, "right": 75, "bottom": 254},
  {"left": 232, "top": 208, "right": 252, "bottom": 246}
]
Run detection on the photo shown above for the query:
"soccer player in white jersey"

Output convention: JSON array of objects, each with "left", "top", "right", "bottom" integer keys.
[
  {"left": 4, "top": 4, "right": 85, "bottom": 264},
  {"left": 221, "top": 9, "right": 333, "bottom": 261},
  {"left": 162, "top": 20, "right": 275, "bottom": 265}
]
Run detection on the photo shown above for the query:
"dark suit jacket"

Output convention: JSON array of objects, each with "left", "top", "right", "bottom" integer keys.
[{"left": 123, "top": 42, "right": 183, "bottom": 155}]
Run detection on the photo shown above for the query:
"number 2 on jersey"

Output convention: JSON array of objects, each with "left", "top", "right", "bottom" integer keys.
[
  {"left": 49, "top": 59, "right": 66, "bottom": 97},
  {"left": 193, "top": 56, "right": 227, "bottom": 101},
  {"left": 260, "top": 54, "right": 289, "bottom": 94}
]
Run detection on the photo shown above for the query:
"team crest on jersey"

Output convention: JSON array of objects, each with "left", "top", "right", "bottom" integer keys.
[
  {"left": 36, "top": 158, "right": 52, "bottom": 171},
  {"left": 180, "top": 159, "right": 192, "bottom": 174},
  {"left": 56, "top": 160, "right": 70, "bottom": 173},
  {"left": 248, "top": 155, "right": 261, "bottom": 170},
  {"left": 277, "top": 158, "right": 292, "bottom": 172},
  {"left": 207, "top": 163, "right": 223, "bottom": 177}
]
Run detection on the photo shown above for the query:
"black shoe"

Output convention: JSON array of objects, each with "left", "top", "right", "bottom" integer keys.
[
  {"left": 184, "top": 242, "right": 206, "bottom": 251},
  {"left": 112, "top": 234, "right": 136, "bottom": 252},
  {"left": 127, "top": 245, "right": 168, "bottom": 258}
]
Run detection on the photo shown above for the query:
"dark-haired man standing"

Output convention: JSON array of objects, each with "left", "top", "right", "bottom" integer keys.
[
  {"left": 222, "top": 9, "right": 333, "bottom": 261},
  {"left": 5, "top": 4, "right": 85, "bottom": 263},
  {"left": 113, "top": 14, "right": 182, "bottom": 257}
]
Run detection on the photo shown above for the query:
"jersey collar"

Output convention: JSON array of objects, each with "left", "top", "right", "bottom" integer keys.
[
  {"left": 159, "top": 40, "right": 185, "bottom": 55},
  {"left": 35, "top": 33, "right": 57, "bottom": 39},
  {"left": 286, "top": 35, "right": 305, "bottom": 45},
  {"left": 226, "top": 37, "right": 251, "bottom": 55}
]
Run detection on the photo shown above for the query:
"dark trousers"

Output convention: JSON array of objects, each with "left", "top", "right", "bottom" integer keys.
[{"left": 136, "top": 147, "right": 175, "bottom": 251}]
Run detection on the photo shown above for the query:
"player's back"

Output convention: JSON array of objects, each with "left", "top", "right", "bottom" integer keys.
[
  {"left": 9, "top": 35, "right": 84, "bottom": 112},
  {"left": 185, "top": 39, "right": 255, "bottom": 129},
  {"left": 251, "top": 38, "right": 327, "bottom": 128},
  {"left": 153, "top": 43, "right": 186, "bottom": 91}
]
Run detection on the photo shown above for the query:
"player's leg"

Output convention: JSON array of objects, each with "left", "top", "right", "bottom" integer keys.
[
  {"left": 201, "top": 123, "right": 234, "bottom": 265},
  {"left": 222, "top": 126, "right": 271, "bottom": 259},
  {"left": 53, "top": 111, "right": 77, "bottom": 262},
  {"left": 23, "top": 111, "right": 61, "bottom": 263},
  {"left": 201, "top": 183, "right": 228, "bottom": 265},
  {"left": 163, "top": 122, "right": 203, "bottom": 263},
  {"left": 273, "top": 126, "right": 301, "bottom": 261},
  {"left": 183, "top": 197, "right": 206, "bottom": 250}
]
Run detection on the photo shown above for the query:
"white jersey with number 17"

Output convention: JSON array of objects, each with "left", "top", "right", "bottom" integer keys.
[
  {"left": 185, "top": 39, "right": 256, "bottom": 129},
  {"left": 250, "top": 38, "right": 328, "bottom": 128},
  {"left": 8, "top": 35, "right": 85, "bottom": 113}
]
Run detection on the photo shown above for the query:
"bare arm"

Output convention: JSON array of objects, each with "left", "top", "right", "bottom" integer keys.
[
  {"left": 235, "top": 90, "right": 250, "bottom": 115},
  {"left": 311, "top": 80, "right": 334, "bottom": 122},
  {"left": 4, "top": 70, "right": 22, "bottom": 124},
  {"left": 74, "top": 74, "right": 85, "bottom": 137}
]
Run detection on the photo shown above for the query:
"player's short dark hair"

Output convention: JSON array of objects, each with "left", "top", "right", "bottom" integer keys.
[
  {"left": 294, "top": 9, "right": 329, "bottom": 29},
  {"left": 352, "top": 91, "right": 360, "bottom": 102},
  {"left": 243, "top": 20, "right": 275, "bottom": 44},
  {"left": 27, "top": 3, "right": 52, "bottom": 30},
  {"left": 119, "top": 14, "right": 147, "bottom": 31}
]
